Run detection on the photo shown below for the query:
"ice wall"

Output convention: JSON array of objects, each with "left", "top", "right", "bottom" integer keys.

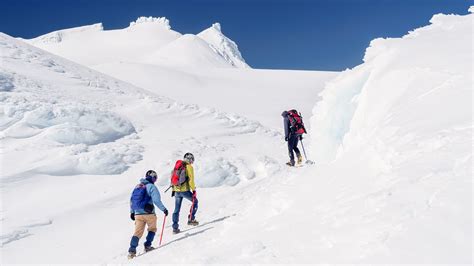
[{"left": 310, "top": 9, "right": 472, "bottom": 163}]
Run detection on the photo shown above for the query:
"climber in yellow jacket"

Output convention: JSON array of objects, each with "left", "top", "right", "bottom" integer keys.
[{"left": 171, "top": 152, "right": 198, "bottom": 234}]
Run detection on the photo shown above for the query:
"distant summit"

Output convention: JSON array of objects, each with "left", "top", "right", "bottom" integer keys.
[
  {"left": 198, "top": 23, "right": 249, "bottom": 68},
  {"left": 25, "top": 17, "right": 250, "bottom": 69}
]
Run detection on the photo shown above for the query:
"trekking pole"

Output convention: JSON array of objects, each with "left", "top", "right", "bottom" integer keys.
[
  {"left": 159, "top": 215, "right": 166, "bottom": 246},
  {"left": 164, "top": 185, "right": 172, "bottom": 193},
  {"left": 300, "top": 138, "right": 308, "bottom": 160},
  {"left": 300, "top": 138, "right": 315, "bottom": 165}
]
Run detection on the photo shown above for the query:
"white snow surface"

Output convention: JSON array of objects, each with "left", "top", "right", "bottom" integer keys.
[
  {"left": 0, "top": 30, "right": 333, "bottom": 263},
  {"left": 308, "top": 9, "right": 472, "bottom": 263},
  {"left": 25, "top": 17, "right": 249, "bottom": 69},
  {"left": 1, "top": 8, "right": 472, "bottom": 265}
]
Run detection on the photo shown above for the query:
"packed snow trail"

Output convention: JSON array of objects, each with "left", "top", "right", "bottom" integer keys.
[{"left": 109, "top": 165, "right": 312, "bottom": 264}]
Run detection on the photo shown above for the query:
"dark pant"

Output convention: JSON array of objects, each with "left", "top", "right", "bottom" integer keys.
[
  {"left": 172, "top": 191, "right": 198, "bottom": 230},
  {"left": 129, "top": 231, "right": 155, "bottom": 253},
  {"left": 287, "top": 135, "right": 301, "bottom": 164}
]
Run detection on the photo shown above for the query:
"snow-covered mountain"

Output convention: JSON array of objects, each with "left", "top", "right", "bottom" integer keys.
[
  {"left": 1, "top": 7, "right": 472, "bottom": 265},
  {"left": 25, "top": 16, "right": 249, "bottom": 68}
]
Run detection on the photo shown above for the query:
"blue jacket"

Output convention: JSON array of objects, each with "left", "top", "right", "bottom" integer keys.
[{"left": 130, "top": 178, "right": 166, "bottom": 215}]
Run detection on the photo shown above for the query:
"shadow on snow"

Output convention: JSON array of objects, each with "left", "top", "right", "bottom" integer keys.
[{"left": 136, "top": 214, "right": 235, "bottom": 257}]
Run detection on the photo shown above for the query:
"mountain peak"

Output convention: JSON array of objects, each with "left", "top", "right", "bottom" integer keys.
[
  {"left": 129, "top": 16, "right": 171, "bottom": 30},
  {"left": 198, "top": 23, "right": 250, "bottom": 68},
  {"left": 211, "top": 22, "right": 222, "bottom": 32}
]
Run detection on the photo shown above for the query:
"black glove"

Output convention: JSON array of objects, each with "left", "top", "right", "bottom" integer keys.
[
  {"left": 163, "top": 209, "right": 169, "bottom": 216},
  {"left": 130, "top": 213, "right": 135, "bottom": 221},
  {"left": 285, "top": 137, "right": 289, "bottom": 142},
  {"left": 299, "top": 135, "right": 303, "bottom": 140},
  {"left": 171, "top": 191, "right": 175, "bottom": 197}
]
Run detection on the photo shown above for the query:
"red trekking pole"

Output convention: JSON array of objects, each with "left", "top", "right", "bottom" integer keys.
[{"left": 159, "top": 215, "right": 166, "bottom": 246}]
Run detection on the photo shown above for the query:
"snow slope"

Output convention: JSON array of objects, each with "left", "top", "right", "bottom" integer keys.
[
  {"left": 26, "top": 17, "right": 334, "bottom": 128},
  {"left": 304, "top": 8, "right": 472, "bottom": 263},
  {"left": 92, "top": 62, "right": 335, "bottom": 129},
  {"left": 142, "top": 34, "right": 236, "bottom": 68},
  {"left": 25, "top": 17, "right": 249, "bottom": 69},
  {"left": 0, "top": 31, "right": 332, "bottom": 263}
]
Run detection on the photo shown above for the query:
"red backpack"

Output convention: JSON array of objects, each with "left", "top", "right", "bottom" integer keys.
[
  {"left": 287, "top": 109, "right": 307, "bottom": 135},
  {"left": 171, "top": 160, "right": 188, "bottom": 186}
]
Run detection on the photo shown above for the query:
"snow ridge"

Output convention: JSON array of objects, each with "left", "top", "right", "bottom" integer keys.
[
  {"left": 25, "top": 18, "right": 249, "bottom": 69},
  {"left": 28, "top": 23, "right": 103, "bottom": 44},
  {"left": 198, "top": 23, "right": 250, "bottom": 68},
  {"left": 308, "top": 8, "right": 472, "bottom": 263},
  {"left": 313, "top": 9, "right": 473, "bottom": 161}
]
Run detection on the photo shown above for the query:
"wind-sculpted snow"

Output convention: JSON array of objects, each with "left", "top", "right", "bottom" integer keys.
[
  {"left": 4, "top": 104, "right": 135, "bottom": 145},
  {"left": 0, "top": 36, "right": 143, "bottom": 178},
  {"left": 31, "top": 134, "right": 144, "bottom": 176},
  {"left": 195, "top": 157, "right": 240, "bottom": 187},
  {"left": 129, "top": 16, "right": 171, "bottom": 29},
  {"left": 307, "top": 8, "right": 472, "bottom": 263},
  {"left": 1, "top": 98, "right": 141, "bottom": 176}
]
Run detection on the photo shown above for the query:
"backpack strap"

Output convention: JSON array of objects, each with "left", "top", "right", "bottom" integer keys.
[{"left": 183, "top": 162, "right": 190, "bottom": 191}]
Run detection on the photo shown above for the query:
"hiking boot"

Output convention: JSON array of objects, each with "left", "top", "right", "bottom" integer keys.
[
  {"left": 144, "top": 246, "right": 155, "bottom": 252},
  {"left": 173, "top": 228, "right": 181, "bottom": 234},
  {"left": 187, "top": 219, "right": 199, "bottom": 226},
  {"left": 127, "top": 252, "right": 136, "bottom": 259},
  {"left": 286, "top": 161, "right": 295, "bottom": 167},
  {"left": 297, "top": 155, "right": 303, "bottom": 164}
]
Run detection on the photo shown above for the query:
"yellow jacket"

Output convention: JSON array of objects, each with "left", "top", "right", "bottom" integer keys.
[{"left": 172, "top": 163, "right": 196, "bottom": 192}]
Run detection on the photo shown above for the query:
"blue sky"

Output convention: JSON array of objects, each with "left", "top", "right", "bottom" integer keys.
[{"left": 0, "top": 0, "right": 470, "bottom": 71}]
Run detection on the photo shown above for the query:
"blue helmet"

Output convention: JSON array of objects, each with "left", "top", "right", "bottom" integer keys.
[{"left": 145, "top": 170, "right": 157, "bottom": 183}]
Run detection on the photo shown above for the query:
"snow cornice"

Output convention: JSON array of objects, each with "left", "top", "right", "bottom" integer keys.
[{"left": 129, "top": 17, "right": 171, "bottom": 30}]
